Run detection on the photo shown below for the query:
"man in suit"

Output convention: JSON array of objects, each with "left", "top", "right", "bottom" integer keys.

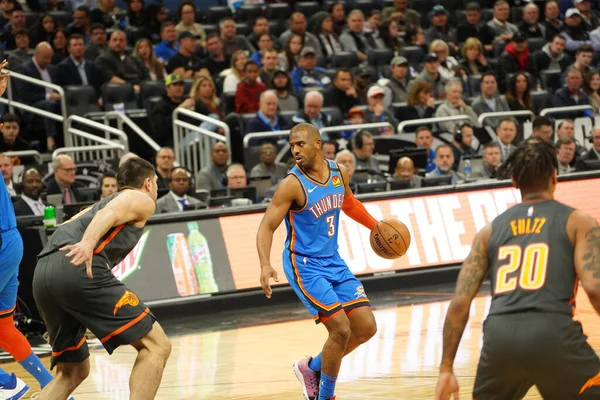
[
  {"left": 156, "top": 167, "right": 205, "bottom": 214},
  {"left": 14, "top": 42, "right": 62, "bottom": 151},
  {"left": 551, "top": 68, "right": 590, "bottom": 120},
  {"left": 472, "top": 142, "right": 501, "bottom": 180},
  {"left": 0, "top": 153, "right": 18, "bottom": 196},
  {"left": 471, "top": 73, "right": 511, "bottom": 129},
  {"left": 12, "top": 168, "right": 46, "bottom": 216},
  {"left": 245, "top": 90, "right": 292, "bottom": 135},
  {"left": 576, "top": 127, "right": 600, "bottom": 171},
  {"left": 496, "top": 118, "right": 518, "bottom": 163},
  {"left": 58, "top": 33, "right": 103, "bottom": 97},
  {"left": 45, "top": 154, "right": 82, "bottom": 204}
]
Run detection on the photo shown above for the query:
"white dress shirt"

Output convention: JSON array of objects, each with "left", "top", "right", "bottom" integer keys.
[
  {"left": 170, "top": 191, "right": 189, "bottom": 211},
  {"left": 21, "top": 194, "right": 45, "bottom": 216},
  {"left": 33, "top": 58, "right": 54, "bottom": 99},
  {"left": 5, "top": 181, "right": 16, "bottom": 196}
]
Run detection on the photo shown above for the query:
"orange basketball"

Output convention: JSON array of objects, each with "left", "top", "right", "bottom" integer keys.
[{"left": 370, "top": 218, "right": 411, "bottom": 259}]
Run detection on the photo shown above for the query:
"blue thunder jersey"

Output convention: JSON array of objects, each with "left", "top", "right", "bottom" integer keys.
[
  {"left": 284, "top": 159, "right": 345, "bottom": 258},
  {"left": 0, "top": 177, "right": 16, "bottom": 232}
]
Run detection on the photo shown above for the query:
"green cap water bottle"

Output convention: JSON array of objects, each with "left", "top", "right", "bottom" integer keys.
[{"left": 43, "top": 205, "right": 57, "bottom": 228}]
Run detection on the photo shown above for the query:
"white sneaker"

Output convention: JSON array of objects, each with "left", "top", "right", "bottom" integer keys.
[{"left": 0, "top": 374, "right": 29, "bottom": 400}]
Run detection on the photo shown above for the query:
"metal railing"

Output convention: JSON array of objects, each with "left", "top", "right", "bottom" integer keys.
[
  {"left": 103, "top": 111, "right": 160, "bottom": 153},
  {"left": 2, "top": 150, "right": 43, "bottom": 164},
  {"left": 172, "top": 108, "right": 229, "bottom": 172},
  {"left": 477, "top": 110, "right": 535, "bottom": 126},
  {"left": 397, "top": 115, "right": 471, "bottom": 134},
  {"left": 0, "top": 69, "right": 68, "bottom": 144},
  {"left": 52, "top": 144, "right": 125, "bottom": 160},
  {"left": 243, "top": 129, "right": 291, "bottom": 147},
  {"left": 65, "top": 115, "right": 129, "bottom": 161},
  {"left": 540, "top": 105, "right": 593, "bottom": 117}
]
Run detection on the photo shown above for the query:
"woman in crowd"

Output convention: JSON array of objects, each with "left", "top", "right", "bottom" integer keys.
[
  {"left": 175, "top": 1, "right": 206, "bottom": 48},
  {"left": 190, "top": 75, "right": 223, "bottom": 120},
  {"left": 430, "top": 39, "right": 461, "bottom": 81},
  {"left": 222, "top": 50, "right": 248, "bottom": 93},
  {"left": 379, "top": 20, "right": 403, "bottom": 55},
  {"left": 584, "top": 70, "right": 600, "bottom": 113},
  {"left": 405, "top": 81, "right": 436, "bottom": 120},
  {"left": 505, "top": 72, "right": 535, "bottom": 122},
  {"left": 133, "top": 38, "right": 165, "bottom": 81},
  {"left": 310, "top": 11, "right": 342, "bottom": 58},
  {"left": 459, "top": 37, "right": 490, "bottom": 76},
  {"left": 30, "top": 13, "right": 55, "bottom": 46},
  {"left": 50, "top": 27, "right": 68, "bottom": 65},
  {"left": 278, "top": 33, "right": 303, "bottom": 72}
]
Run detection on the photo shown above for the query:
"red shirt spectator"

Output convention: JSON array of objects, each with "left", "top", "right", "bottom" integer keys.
[{"left": 235, "top": 61, "right": 266, "bottom": 114}]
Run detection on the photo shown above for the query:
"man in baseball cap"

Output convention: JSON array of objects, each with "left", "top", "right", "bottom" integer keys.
[
  {"left": 365, "top": 85, "right": 398, "bottom": 135},
  {"left": 413, "top": 52, "right": 449, "bottom": 99},
  {"left": 290, "top": 46, "right": 331, "bottom": 92},
  {"left": 384, "top": 56, "right": 411, "bottom": 104},
  {"left": 166, "top": 31, "right": 205, "bottom": 79}
]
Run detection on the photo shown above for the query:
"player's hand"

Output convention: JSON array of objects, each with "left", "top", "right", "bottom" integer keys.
[
  {"left": 260, "top": 265, "right": 279, "bottom": 299},
  {"left": 0, "top": 60, "right": 9, "bottom": 98},
  {"left": 435, "top": 371, "right": 460, "bottom": 400},
  {"left": 60, "top": 240, "right": 95, "bottom": 279}
]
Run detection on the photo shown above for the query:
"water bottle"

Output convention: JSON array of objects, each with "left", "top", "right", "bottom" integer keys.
[
  {"left": 464, "top": 159, "right": 472, "bottom": 181},
  {"left": 43, "top": 206, "right": 56, "bottom": 228}
]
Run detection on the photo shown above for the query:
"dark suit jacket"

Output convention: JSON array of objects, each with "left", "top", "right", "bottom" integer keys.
[
  {"left": 12, "top": 197, "right": 48, "bottom": 216},
  {"left": 551, "top": 88, "right": 590, "bottom": 120},
  {"left": 576, "top": 148, "right": 599, "bottom": 171},
  {"left": 13, "top": 60, "right": 60, "bottom": 105},
  {"left": 57, "top": 56, "right": 104, "bottom": 96},
  {"left": 45, "top": 177, "right": 83, "bottom": 203},
  {"left": 531, "top": 50, "right": 571, "bottom": 76},
  {"left": 245, "top": 114, "right": 292, "bottom": 135}
]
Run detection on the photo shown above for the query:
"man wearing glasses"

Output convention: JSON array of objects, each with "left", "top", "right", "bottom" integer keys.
[{"left": 46, "top": 154, "right": 82, "bottom": 204}]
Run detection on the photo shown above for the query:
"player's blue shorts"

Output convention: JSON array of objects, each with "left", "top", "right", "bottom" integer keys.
[
  {"left": 282, "top": 249, "right": 370, "bottom": 324},
  {"left": 0, "top": 229, "right": 24, "bottom": 319}
]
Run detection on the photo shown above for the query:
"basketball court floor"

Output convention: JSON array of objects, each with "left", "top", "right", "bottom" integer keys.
[{"left": 4, "top": 282, "right": 599, "bottom": 399}]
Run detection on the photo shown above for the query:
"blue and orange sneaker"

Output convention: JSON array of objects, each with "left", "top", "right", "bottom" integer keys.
[
  {"left": 293, "top": 357, "right": 320, "bottom": 400},
  {"left": 0, "top": 373, "right": 29, "bottom": 400}
]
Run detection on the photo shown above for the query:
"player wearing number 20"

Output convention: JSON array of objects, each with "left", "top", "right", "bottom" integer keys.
[{"left": 436, "top": 138, "right": 600, "bottom": 400}]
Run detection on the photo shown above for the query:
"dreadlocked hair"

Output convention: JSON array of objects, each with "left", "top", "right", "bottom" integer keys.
[{"left": 497, "top": 137, "right": 558, "bottom": 192}]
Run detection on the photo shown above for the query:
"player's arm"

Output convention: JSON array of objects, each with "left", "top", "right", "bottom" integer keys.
[
  {"left": 257, "top": 175, "right": 303, "bottom": 298},
  {"left": 338, "top": 163, "right": 377, "bottom": 230},
  {"left": 441, "top": 224, "right": 492, "bottom": 372},
  {"left": 571, "top": 211, "right": 600, "bottom": 315},
  {"left": 61, "top": 190, "right": 155, "bottom": 278}
]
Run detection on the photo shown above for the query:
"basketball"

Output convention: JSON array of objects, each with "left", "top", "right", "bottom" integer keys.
[{"left": 370, "top": 218, "right": 411, "bottom": 259}]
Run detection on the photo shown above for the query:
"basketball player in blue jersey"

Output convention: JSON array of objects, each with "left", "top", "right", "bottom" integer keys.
[
  {"left": 257, "top": 123, "right": 379, "bottom": 400},
  {"left": 0, "top": 60, "right": 68, "bottom": 400}
]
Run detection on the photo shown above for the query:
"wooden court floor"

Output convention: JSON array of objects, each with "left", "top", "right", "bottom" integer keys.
[{"left": 5, "top": 290, "right": 599, "bottom": 399}]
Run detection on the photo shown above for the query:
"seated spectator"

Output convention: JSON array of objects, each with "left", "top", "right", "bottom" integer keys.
[
  {"left": 415, "top": 126, "right": 436, "bottom": 172},
  {"left": 505, "top": 72, "right": 535, "bottom": 118},
  {"left": 531, "top": 116, "right": 554, "bottom": 142},
  {"left": 224, "top": 163, "right": 248, "bottom": 189},
  {"left": 90, "top": 0, "right": 121, "bottom": 28},
  {"left": 235, "top": 61, "right": 266, "bottom": 114},
  {"left": 248, "top": 16, "right": 272, "bottom": 50},
  {"left": 292, "top": 91, "right": 333, "bottom": 134},
  {"left": 196, "top": 142, "right": 228, "bottom": 191},
  {"left": 96, "top": 30, "right": 148, "bottom": 94},
  {"left": 14, "top": 42, "right": 61, "bottom": 151},
  {"left": 471, "top": 73, "right": 511, "bottom": 128},
  {"left": 250, "top": 33, "right": 275, "bottom": 68},
  {"left": 65, "top": 6, "right": 92, "bottom": 41},
  {"left": 556, "top": 119, "right": 586, "bottom": 157},
  {"left": 0, "top": 114, "right": 31, "bottom": 157},
  {"left": 58, "top": 34, "right": 103, "bottom": 96},
  {"left": 486, "top": 0, "right": 519, "bottom": 43},
  {"left": 83, "top": 23, "right": 107, "bottom": 61},
  {"left": 166, "top": 31, "right": 206, "bottom": 79},
  {"left": 434, "top": 79, "right": 479, "bottom": 133},
  {"left": 531, "top": 34, "right": 570, "bottom": 76},
  {"left": 518, "top": 3, "right": 546, "bottom": 39},
  {"left": 154, "top": 21, "right": 179, "bottom": 64},
  {"left": 46, "top": 154, "right": 83, "bottom": 204},
  {"left": 189, "top": 75, "right": 224, "bottom": 122},
  {"left": 133, "top": 38, "right": 166, "bottom": 82},
  {"left": 323, "top": 68, "right": 359, "bottom": 115},
  {"left": 496, "top": 118, "right": 518, "bottom": 163},
  {"left": 449, "top": 123, "right": 479, "bottom": 171},
  {"left": 271, "top": 70, "right": 299, "bottom": 112},
  {"left": 551, "top": 69, "right": 590, "bottom": 120},
  {"left": 279, "top": 12, "right": 322, "bottom": 56},
  {"left": 339, "top": 9, "right": 376, "bottom": 63},
  {"left": 99, "top": 171, "right": 117, "bottom": 198},
  {"left": 352, "top": 65, "right": 373, "bottom": 104},
  {"left": 245, "top": 90, "right": 292, "bottom": 134},
  {"left": 404, "top": 24, "right": 427, "bottom": 51},
  {"left": 0, "top": 0, "right": 14, "bottom": 31},
  {"left": 364, "top": 86, "right": 398, "bottom": 136},
  {"left": 123, "top": 0, "right": 143, "bottom": 30},
  {"left": 7, "top": 28, "right": 32, "bottom": 70},
  {"left": 576, "top": 128, "right": 600, "bottom": 170},
  {"left": 260, "top": 48, "right": 279, "bottom": 88},
  {"left": 322, "top": 140, "right": 337, "bottom": 160},
  {"left": 12, "top": 168, "right": 47, "bottom": 216},
  {"left": 575, "top": 0, "right": 600, "bottom": 31},
  {"left": 497, "top": 32, "right": 531, "bottom": 92},
  {"left": 175, "top": 2, "right": 206, "bottom": 48},
  {"left": 290, "top": 46, "right": 331, "bottom": 93},
  {"left": 50, "top": 28, "right": 68, "bottom": 65},
  {"left": 411, "top": 52, "right": 448, "bottom": 99},
  {"left": 584, "top": 70, "right": 600, "bottom": 113},
  {"left": 201, "top": 32, "right": 231, "bottom": 77},
  {"left": 456, "top": 3, "right": 494, "bottom": 53},
  {"left": 561, "top": 8, "right": 592, "bottom": 53},
  {"left": 351, "top": 130, "right": 379, "bottom": 173},
  {"left": 311, "top": 11, "right": 343, "bottom": 58},
  {"left": 381, "top": 0, "right": 419, "bottom": 30},
  {"left": 425, "top": 144, "right": 462, "bottom": 184},
  {"left": 0, "top": 154, "right": 17, "bottom": 196},
  {"left": 135, "top": 3, "right": 169, "bottom": 45},
  {"left": 0, "top": 8, "right": 26, "bottom": 50},
  {"left": 341, "top": 107, "right": 365, "bottom": 140},
  {"left": 277, "top": 33, "right": 302, "bottom": 73},
  {"left": 335, "top": 149, "right": 363, "bottom": 190},
  {"left": 393, "top": 156, "right": 421, "bottom": 188},
  {"left": 156, "top": 167, "right": 205, "bottom": 213},
  {"left": 219, "top": 17, "right": 255, "bottom": 57},
  {"left": 459, "top": 37, "right": 491, "bottom": 77},
  {"left": 404, "top": 81, "right": 436, "bottom": 122},
  {"left": 562, "top": 45, "right": 594, "bottom": 84},
  {"left": 556, "top": 137, "right": 577, "bottom": 175},
  {"left": 425, "top": 6, "right": 458, "bottom": 54},
  {"left": 250, "top": 142, "right": 287, "bottom": 185},
  {"left": 222, "top": 50, "right": 247, "bottom": 94},
  {"left": 155, "top": 147, "right": 175, "bottom": 191},
  {"left": 384, "top": 56, "right": 411, "bottom": 105},
  {"left": 472, "top": 142, "right": 501, "bottom": 180},
  {"left": 543, "top": 0, "right": 564, "bottom": 41}
]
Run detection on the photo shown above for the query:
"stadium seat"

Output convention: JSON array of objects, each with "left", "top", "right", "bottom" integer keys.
[
  {"left": 391, "top": 102, "right": 409, "bottom": 121},
  {"left": 221, "top": 92, "right": 236, "bottom": 115},
  {"left": 237, "top": 4, "right": 263, "bottom": 22},
  {"left": 49, "top": 11, "right": 72, "bottom": 27},
  {"left": 235, "top": 23, "right": 251, "bottom": 37},
  {"left": 468, "top": 74, "right": 483, "bottom": 97},
  {"left": 267, "top": 3, "right": 291, "bottom": 21},
  {"left": 268, "top": 21, "right": 285, "bottom": 38},
  {"left": 101, "top": 83, "right": 137, "bottom": 112},
  {"left": 540, "top": 70, "right": 562, "bottom": 93},
  {"left": 24, "top": 12, "right": 38, "bottom": 28},
  {"left": 322, "top": 106, "right": 343, "bottom": 126},
  {"left": 400, "top": 46, "right": 425, "bottom": 69},
  {"left": 183, "top": 79, "right": 194, "bottom": 95},
  {"left": 203, "top": 24, "right": 217, "bottom": 36},
  {"left": 139, "top": 80, "right": 165, "bottom": 108},
  {"left": 527, "top": 37, "right": 546, "bottom": 54},
  {"left": 510, "top": 6, "right": 523, "bottom": 23},
  {"left": 439, "top": 0, "right": 463, "bottom": 10},
  {"left": 330, "top": 51, "right": 359, "bottom": 68},
  {"left": 294, "top": 2, "right": 321, "bottom": 19},
  {"left": 531, "top": 90, "right": 549, "bottom": 112},
  {"left": 64, "top": 85, "right": 101, "bottom": 116},
  {"left": 368, "top": 48, "right": 394, "bottom": 69},
  {"left": 353, "top": 0, "right": 374, "bottom": 17},
  {"left": 206, "top": 6, "right": 232, "bottom": 24}
]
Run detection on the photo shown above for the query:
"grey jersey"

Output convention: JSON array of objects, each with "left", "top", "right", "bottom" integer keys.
[
  {"left": 487, "top": 200, "right": 576, "bottom": 317},
  {"left": 38, "top": 191, "right": 144, "bottom": 268}
]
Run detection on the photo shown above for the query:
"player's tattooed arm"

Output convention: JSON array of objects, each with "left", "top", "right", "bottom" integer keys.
[
  {"left": 574, "top": 212, "right": 600, "bottom": 315},
  {"left": 440, "top": 224, "right": 491, "bottom": 373}
]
